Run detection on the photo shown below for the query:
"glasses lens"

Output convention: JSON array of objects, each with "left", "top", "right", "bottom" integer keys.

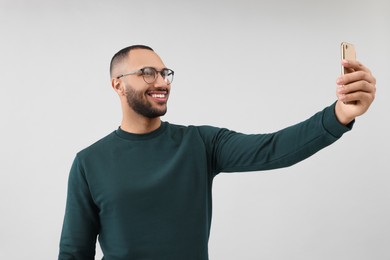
[
  {"left": 141, "top": 67, "right": 157, "bottom": 83},
  {"left": 141, "top": 67, "right": 174, "bottom": 84},
  {"left": 161, "top": 69, "right": 174, "bottom": 84}
]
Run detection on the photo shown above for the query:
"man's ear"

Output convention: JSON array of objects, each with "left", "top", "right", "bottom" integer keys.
[{"left": 111, "top": 78, "right": 125, "bottom": 96}]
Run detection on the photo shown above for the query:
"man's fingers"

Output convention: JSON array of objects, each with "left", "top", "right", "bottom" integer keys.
[
  {"left": 337, "top": 79, "right": 376, "bottom": 95},
  {"left": 335, "top": 60, "right": 376, "bottom": 123},
  {"left": 341, "top": 59, "right": 376, "bottom": 85},
  {"left": 342, "top": 59, "right": 371, "bottom": 73},
  {"left": 338, "top": 70, "right": 376, "bottom": 86},
  {"left": 338, "top": 91, "right": 375, "bottom": 106}
]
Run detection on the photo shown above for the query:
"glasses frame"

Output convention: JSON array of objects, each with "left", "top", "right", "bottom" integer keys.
[{"left": 116, "top": 67, "right": 174, "bottom": 85}]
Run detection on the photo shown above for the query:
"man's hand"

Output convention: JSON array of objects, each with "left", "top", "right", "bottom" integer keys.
[{"left": 335, "top": 59, "right": 376, "bottom": 125}]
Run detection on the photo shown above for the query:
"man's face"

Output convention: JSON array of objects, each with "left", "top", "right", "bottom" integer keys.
[{"left": 120, "top": 49, "right": 171, "bottom": 118}]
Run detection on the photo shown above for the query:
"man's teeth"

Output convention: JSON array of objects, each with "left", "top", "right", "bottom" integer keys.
[{"left": 151, "top": 94, "right": 166, "bottom": 98}]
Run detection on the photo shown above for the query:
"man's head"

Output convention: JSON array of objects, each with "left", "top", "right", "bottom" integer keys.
[{"left": 110, "top": 45, "right": 172, "bottom": 119}]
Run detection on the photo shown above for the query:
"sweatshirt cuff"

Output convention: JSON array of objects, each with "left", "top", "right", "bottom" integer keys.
[{"left": 322, "top": 102, "right": 354, "bottom": 138}]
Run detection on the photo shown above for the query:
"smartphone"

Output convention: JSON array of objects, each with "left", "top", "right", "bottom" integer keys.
[
  {"left": 341, "top": 42, "right": 356, "bottom": 75},
  {"left": 341, "top": 42, "right": 357, "bottom": 104}
]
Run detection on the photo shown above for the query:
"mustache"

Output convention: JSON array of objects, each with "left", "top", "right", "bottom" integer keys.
[{"left": 146, "top": 87, "right": 169, "bottom": 93}]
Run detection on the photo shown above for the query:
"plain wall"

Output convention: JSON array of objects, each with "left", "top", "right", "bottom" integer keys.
[{"left": 0, "top": 0, "right": 389, "bottom": 259}]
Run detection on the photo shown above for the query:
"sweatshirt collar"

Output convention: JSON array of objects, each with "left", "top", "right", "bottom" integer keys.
[{"left": 115, "top": 121, "right": 167, "bottom": 141}]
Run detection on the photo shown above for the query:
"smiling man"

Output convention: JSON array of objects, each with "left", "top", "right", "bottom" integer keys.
[
  {"left": 59, "top": 45, "right": 376, "bottom": 260},
  {"left": 110, "top": 45, "right": 172, "bottom": 133}
]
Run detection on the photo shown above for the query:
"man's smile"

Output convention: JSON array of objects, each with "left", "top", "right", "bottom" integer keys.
[{"left": 147, "top": 89, "right": 169, "bottom": 103}]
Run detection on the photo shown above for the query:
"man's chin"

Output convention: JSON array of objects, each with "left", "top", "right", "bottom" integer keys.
[
  {"left": 128, "top": 99, "right": 168, "bottom": 118},
  {"left": 144, "top": 107, "right": 167, "bottom": 119}
]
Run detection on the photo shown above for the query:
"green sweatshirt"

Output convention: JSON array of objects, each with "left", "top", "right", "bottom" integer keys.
[{"left": 59, "top": 103, "right": 352, "bottom": 260}]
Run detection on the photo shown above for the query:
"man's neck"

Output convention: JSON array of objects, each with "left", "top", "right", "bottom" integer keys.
[{"left": 120, "top": 115, "right": 161, "bottom": 134}]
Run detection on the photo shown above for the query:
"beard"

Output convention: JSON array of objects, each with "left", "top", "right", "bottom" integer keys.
[{"left": 124, "top": 84, "right": 168, "bottom": 118}]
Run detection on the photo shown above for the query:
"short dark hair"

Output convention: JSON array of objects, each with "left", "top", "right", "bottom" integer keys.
[{"left": 109, "top": 45, "right": 154, "bottom": 77}]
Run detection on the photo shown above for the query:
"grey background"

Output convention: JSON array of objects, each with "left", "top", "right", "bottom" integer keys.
[{"left": 0, "top": 0, "right": 389, "bottom": 259}]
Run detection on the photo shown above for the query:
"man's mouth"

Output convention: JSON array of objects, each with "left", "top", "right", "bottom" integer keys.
[
  {"left": 147, "top": 89, "right": 169, "bottom": 102},
  {"left": 150, "top": 93, "right": 166, "bottom": 98}
]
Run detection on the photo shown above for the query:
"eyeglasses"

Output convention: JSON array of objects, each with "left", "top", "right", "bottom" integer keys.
[{"left": 116, "top": 67, "right": 174, "bottom": 85}]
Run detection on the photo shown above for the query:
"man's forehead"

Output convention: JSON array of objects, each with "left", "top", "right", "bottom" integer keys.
[{"left": 126, "top": 49, "right": 165, "bottom": 68}]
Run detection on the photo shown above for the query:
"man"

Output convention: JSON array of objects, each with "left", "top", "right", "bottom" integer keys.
[{"left": 59, "top": 45, "right": 376, "bottom": 259}]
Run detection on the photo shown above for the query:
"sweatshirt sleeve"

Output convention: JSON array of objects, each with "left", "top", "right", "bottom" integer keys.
[
  {"left": 198, "top": 102, "right": 353, "bottom": 175},
  {"left": 59, "top": 155, "right": 99, "bottom": 260}
]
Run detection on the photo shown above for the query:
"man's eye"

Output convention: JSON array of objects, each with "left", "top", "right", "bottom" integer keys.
[{"left": 143, "top": 68, "right": 155, "bottom": 76}]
